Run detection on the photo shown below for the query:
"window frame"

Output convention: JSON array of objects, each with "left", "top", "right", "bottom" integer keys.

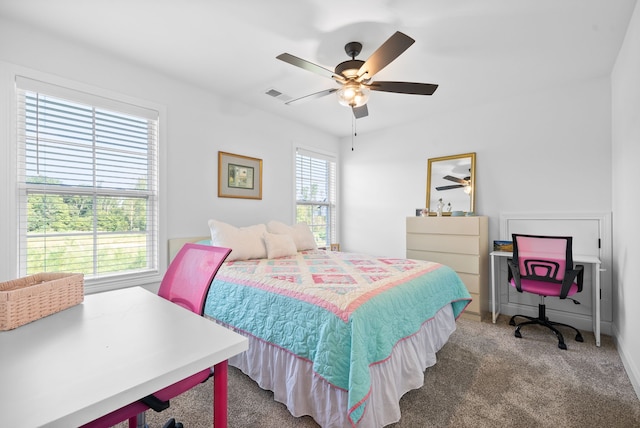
[
  {"left": 8, "top": 70, "right": 167, "bottom": 293},
  {"left": 294, "top": 146, "right": 339, "bottom": 248}
]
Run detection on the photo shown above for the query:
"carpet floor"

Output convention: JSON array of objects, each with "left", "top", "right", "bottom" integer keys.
[{"left": 119, "top": 315, "right": 640, "bottom": 427}]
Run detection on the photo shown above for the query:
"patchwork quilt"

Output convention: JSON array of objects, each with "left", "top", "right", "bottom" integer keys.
[{"left": 204, "top": 250, "right": 471, "bottom": 425}]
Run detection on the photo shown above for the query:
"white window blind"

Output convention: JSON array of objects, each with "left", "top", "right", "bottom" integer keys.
[
  {"left": 16, "top": 77, "right": 159, "bottom": 281},
  {"left": 295, "top": 148, "right": 337, "bottom": 248}
]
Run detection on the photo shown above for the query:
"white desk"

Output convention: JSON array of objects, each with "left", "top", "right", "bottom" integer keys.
[
  {"left": 0, "top": 287, "right": 248, "bottom": 427},
  {"left": 490, "top": 251, "right": 602, "bottom": 347}
]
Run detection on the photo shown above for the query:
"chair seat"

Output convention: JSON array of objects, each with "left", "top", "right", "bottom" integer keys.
[
  {"left": 153, "top": 368, "right": 211, "bottom": 401},
  {"left": 81, "top": 369, "right": 210, "bottom": 428},
  {"left": 510, "top": 278, "right": 578, "bottom": 297}
]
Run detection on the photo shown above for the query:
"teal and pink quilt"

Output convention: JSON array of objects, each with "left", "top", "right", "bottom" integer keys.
[{"left": 204, "top": 250, "right": 471, "bottom": 426}]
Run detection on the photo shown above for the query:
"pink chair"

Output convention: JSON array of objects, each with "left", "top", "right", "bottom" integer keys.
[
  {"left": 507, "top": 234, "right": 584, "bottom": 350},
  {"left": 81, "top": 243, "right": 231, "bottom": 428}
]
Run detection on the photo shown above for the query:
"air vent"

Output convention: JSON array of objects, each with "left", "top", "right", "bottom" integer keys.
[{"left": 265, "top": 88, "right": 292, "bottom": 103}]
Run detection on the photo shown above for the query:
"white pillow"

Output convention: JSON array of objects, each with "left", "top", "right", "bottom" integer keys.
[
  {"left": 263, "top": 232, "right": 298, "bottom": 259},
  {"left": 266, "top": 220, "right": 317, "bottom": 251},
  {"left": 208, "top": 219, "right": 267, "bottom": 261}
]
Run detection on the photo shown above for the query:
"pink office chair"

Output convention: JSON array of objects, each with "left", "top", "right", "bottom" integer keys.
[
  {"left": 81, "top": 243, "right": 231, "bottom": 428},
  {"left": 507, "top": 234, "right": 584, "bottom": 350}
]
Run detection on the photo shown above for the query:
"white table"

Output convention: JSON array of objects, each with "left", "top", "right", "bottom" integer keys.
[
  {"left": 490, "top": 251, "right": 602, "bottom": 347},
  {"left": 0, "top": 287, "right": 248, "bottom": 427}
]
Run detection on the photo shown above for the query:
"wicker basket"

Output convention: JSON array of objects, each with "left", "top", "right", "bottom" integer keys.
[{"left": 0, "top": 272, "right": 84, "bottom": 330}]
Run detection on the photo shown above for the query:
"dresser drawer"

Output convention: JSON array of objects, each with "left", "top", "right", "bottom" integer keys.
[
  {"left": 406, "top": 250, "right": 479, "bottom": 274},
  {"left": 406, "top": 216, "right": 481, "bottom": 235},
  {"left": 457, "top": 272, "right": 480, "bottom": 294},
  {"left": 406, "top": 234, "right": 481, "bottom": 255},
  {"left": 465, "top": 294, "right": 480, "bottom": 313}
]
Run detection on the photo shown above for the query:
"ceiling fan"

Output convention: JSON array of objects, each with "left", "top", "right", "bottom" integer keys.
[
  {"left": 276, "top": 31, "right": 438, "bottom": 119},
  {"left": 436, "top": 175, "right": 471, "bottom": 191}
]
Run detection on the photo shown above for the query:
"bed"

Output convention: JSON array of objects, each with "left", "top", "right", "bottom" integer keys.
[{"left": 168, "top": 222, "right": 471, "bottom": 427}]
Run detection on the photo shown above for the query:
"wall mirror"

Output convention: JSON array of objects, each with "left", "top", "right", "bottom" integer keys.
[{"left": 426, "top": 152, "right": 476, "bottom": 215}]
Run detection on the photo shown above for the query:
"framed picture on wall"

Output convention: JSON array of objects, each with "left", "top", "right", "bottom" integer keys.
[{"left": 218, "top": 151, "right": 262, "bottom": 199}]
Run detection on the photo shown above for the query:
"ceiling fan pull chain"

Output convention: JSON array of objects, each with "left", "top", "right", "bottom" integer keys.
[{"left": 351, "top": 114, "right": 356, "bottom": 151}]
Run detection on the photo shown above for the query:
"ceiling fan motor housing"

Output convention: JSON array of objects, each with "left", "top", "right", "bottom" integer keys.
[
  {"left": 335, "top": 60, "right": 365, "bottom": 79},
  {"left": 337, "top": 41, "right": 365, "bottom": 79}
]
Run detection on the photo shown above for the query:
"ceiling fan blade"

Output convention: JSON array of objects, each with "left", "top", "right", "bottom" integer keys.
[
  {"left": 443, "top": 175, "right": 467, "bottom": 184},
  {"left": 369, "top": 81, "right": 438, "bottom": 95},
  {"left": 285, "top": 88, "right": 338, "bottom": 105},
  {"left": 436, "top": 184, "right": 464, "bottom": 191},
  {"left": 352, "top": 104, "right": 368, "bottom": 119},
  {"left": 357, "top": 31, "right": 415, "bottom": 80},
  {"left": 277, "top": 53, "right": 343, "bottom": 81}
]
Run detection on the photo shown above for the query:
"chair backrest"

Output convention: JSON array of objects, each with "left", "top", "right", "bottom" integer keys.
[
  {"left": 512, "top": 234, "right": 573, "bottom": 284},
  {"left": 158, "top": 243, "right": 231, "bottom": 315}
]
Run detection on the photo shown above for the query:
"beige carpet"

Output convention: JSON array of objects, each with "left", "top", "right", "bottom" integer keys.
[{"left": 120, "top": 316, "right": 640, "bottom": 427}]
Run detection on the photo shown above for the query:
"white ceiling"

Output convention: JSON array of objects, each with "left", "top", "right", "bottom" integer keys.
[{"left": 0, "top": 0, "right": 636, "bottom": 137}]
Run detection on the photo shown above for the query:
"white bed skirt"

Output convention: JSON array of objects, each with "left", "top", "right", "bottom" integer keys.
[{"left": 228, "top": 304, "right": 457, "bottom": 427}]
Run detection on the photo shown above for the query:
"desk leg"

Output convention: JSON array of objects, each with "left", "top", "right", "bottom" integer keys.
[
  {"left": 491, "top": 254, "right": 498, "bottom": 323},
  {"left": 594, "top": 263, "right": 601, "bottom": 347},
  {"left": 213, "top": 360, "right": 228, "bottom": 428}
]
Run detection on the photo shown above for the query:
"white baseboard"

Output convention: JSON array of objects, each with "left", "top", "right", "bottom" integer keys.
[{"left": 613, "top": 323, "right": 640, "bottom": 400}]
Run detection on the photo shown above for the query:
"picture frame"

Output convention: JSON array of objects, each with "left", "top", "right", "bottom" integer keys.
[{"left": 218, "top": 151, "right": 263, "bottom": 199}]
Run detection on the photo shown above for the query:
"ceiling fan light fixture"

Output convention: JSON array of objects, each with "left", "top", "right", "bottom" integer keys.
[{"left": 337, "top": 81, "right": 370, "bottom": 108}]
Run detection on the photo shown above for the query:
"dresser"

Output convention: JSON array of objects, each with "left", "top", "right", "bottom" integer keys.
[{"left": 406, "top": 216, "right": 489, "bottom": 321}]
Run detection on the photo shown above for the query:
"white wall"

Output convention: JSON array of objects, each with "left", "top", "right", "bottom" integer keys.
[
  {"left": 612, "top": 0, "right": 640, "bottom": 398},
  {"left": 0, "top": 17, "right": 339, "bottom": 282},
  {"left": 340, "top": 77, "right": 612, "bottom": 257}
]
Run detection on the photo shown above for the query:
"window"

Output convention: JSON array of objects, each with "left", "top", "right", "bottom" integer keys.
[
  {"left": 16, "top": 77, "right": 159, "bottom": 283},
  {"left": 295, "top": 148, "right": 337, "bottom": 248}
]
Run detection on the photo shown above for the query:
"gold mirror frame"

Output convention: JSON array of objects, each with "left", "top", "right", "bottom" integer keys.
[{"left": 426, "top": 152, "right": 476, "bottom": 215}]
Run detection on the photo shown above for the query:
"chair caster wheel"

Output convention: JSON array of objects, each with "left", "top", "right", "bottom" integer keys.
[
  {"left": 558, "top": 342, "right": 567, "bottom": 350},
  {"left": 162, "top": 418, "right": 183, "bottom": 428},
  {"left": 514, "top": 330, "right": 522, "bottom": 338},
  {"left": 509, "top": 319, "right": 516, "bottom": 326},
  {"left": 576, "top": 333, "right": 584, "bottom": 342}
]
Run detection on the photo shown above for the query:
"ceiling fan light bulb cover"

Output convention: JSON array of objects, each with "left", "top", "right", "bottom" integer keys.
[{"left": 337, "top": 83, "right": 370, "bottom": 108}]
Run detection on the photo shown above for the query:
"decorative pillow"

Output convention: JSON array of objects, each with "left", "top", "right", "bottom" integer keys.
[
  {"left": 266, "top": 220, "right": 317, "bottom": 251},
  {"left": 263, "top": 232, "right": 298, "bottom": 259},
  {"left": 208, "top": 219, "right": 267, "bottom": 261}
]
